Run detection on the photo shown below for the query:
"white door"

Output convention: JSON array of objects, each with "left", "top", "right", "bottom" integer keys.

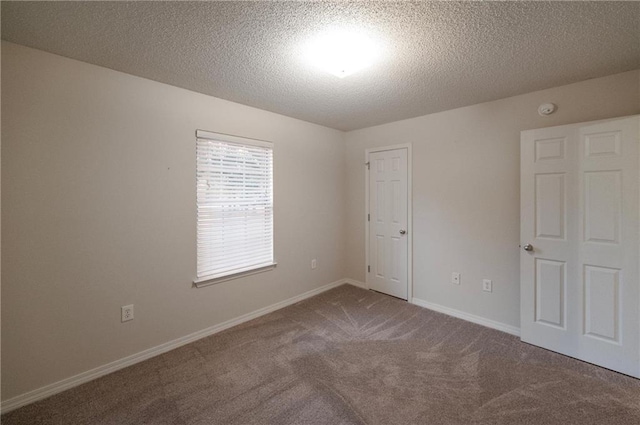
[
  {"left": 521, "top": 115, "right": 639, "bottom": 377},
  {"left": 368, "top": 148, "right": 409, "bottom": 300}
]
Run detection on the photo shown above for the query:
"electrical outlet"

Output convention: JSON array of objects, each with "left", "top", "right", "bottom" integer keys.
[
  {"left": 451, "top": 272, "right": 460, "bottom": 285},
  {"left": 311, "top": 259, "right": 317, "bottom": 269},
  {"left": 483, "top": 279, "right": 493, "bottom": 292},
  {"left": 121, "top": 305, "right": 134, "bottom": 322}
]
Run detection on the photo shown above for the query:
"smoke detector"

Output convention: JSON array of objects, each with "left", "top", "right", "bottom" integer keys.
[{"left": 538, "top": 103, "right": 557, "bottom": 116}]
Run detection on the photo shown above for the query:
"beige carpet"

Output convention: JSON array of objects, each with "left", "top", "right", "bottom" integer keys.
[{"left": 3, "top": 284, "right": 640, "bottom": 424}]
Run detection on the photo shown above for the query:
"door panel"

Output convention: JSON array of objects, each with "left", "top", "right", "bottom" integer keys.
[
  {"left": 535, "top": 173, "right": 566, "bottom": 239},
  {"left": 535, "top": 258, "right": 566, "bottom": 329},
  {"left": 375, "top": 235, "right": 384, "bottom": 278},
  {"left": 368, "top": 148, "right": 408, "bottom": 300},
  {"left": 584, "top": 171, "right": 621, "bottom": 244},
  {"left": 535, "top": 137, "right": 566, "bottom": 162},
  {"left": 584, "top": 265, "right": 619, "bottom": 342},
  {"left": 521, "top": 115, "right": 639, "bottom": 378}
]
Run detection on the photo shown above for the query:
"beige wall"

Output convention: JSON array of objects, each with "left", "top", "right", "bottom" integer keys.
[
  {"left": 345, "top": 70, "right": 640, "bottom": 328},
  {"left": 1, "top": 42, "right": 346, "bottom": 400},
  {"left": 3, "top": 39, "right": 640, "bottom": 405}
]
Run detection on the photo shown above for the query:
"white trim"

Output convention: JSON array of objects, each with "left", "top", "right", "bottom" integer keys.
[
  {"left": 194, "top": 262, "right": 277, "bottom": 287},
  {"left": 1, "top": 279, "right": 359, "bottom": 414},
  {"left": 411, "top": 297, "right": 521, "bottom": 337},
  {"left": 343, "top": 278, "right": 368, "bottom": 289},
  {"left": 365, "top": 143, "right": 413, "bottom": 301},
  {"left": 195, "top": 129, "right": 273, "bottom": 148}
]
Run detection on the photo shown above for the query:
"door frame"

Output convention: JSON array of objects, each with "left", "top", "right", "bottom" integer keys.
[{"left": 365, "top": 143, "right": 413, "bottom": 301}]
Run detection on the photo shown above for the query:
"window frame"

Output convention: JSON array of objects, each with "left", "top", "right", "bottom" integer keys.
[{"left": 193, "top": 130, "right": 276, "bottom": 288}]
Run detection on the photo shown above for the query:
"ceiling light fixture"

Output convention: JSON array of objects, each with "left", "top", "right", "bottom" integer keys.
[{"left": 304, "top": 28, "right": 380, "bottom": 78}]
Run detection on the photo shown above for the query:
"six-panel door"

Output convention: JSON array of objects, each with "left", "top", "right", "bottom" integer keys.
[{"left": 368, "top": 148, "right": 408, "bottom": 300}]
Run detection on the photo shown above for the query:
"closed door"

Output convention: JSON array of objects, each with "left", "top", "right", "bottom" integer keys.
[
  {"left": 520, "top": 115, "right": 639, "bottom": 377},
  {"left": 368, "top": 148, "right": 408, "bottom": 300}
]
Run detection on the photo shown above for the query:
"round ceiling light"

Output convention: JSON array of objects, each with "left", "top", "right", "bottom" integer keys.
[{"left": 303, "top": 28, "right": 380, "bottom": 78}]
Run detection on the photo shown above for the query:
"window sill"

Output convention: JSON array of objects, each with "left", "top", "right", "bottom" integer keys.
[{"left": 193, "top": 262, "right": 277, "bottom": 288}]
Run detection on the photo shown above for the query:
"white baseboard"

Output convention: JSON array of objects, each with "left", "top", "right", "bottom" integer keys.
[
  {"left": 411, "top": 297, "right": 521, "bottom": 337},
  {"left": 2, "top": 280, "right": 517, "bottom": 413},
  {"left": 343, "top": 278, "right": 368, "bottom": 289},
  {"left": 1, "top": 278, "right": 356, "bottom": 414}
]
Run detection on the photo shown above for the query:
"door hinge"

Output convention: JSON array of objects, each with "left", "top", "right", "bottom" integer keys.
[
  {"left": 365, "top": 162, "right": 370, "bottom": 170},
  {"left": 368, "top": 265, "right": 371, "bottom": 273},
  {"left": 368, "top": 213, "right": 370, "bottom": 222}
]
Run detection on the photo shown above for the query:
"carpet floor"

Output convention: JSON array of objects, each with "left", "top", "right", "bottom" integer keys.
[{"left": 3, "top": 284, "right": 640, "bottom": 424}]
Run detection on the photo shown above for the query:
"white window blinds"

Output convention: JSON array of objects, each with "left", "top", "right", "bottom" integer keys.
[{"left": 195, "top": 130, "right": 274, "bottom": 283}]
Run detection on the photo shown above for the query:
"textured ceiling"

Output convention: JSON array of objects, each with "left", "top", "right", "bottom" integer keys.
[{"left": 2, "top": 1, "right": 640, "bottom": 131}]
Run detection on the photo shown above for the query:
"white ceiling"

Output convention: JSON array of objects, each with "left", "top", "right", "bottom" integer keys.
[{"left": 2, "top": 1, "right": 639, "bottom": 131}]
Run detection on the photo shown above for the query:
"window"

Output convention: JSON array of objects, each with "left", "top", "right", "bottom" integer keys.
[{"left": 195, "top": 130, "right": 274, "bottom": 286}]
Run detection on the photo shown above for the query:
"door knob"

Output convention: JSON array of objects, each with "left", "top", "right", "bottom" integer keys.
[
  {"left": 399, "top": 229, "right": 406, "bottom": 235},
  {"left": 523, "top": 244, "right": 534, "bottom": 252}
]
